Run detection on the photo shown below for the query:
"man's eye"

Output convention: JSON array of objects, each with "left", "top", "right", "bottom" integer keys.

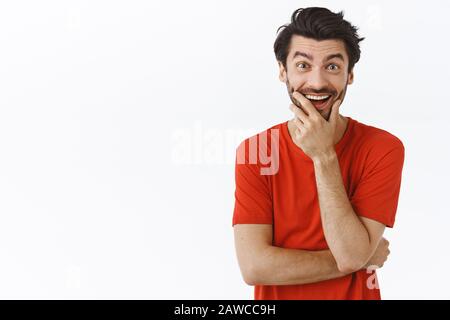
[
  {"left": 327, "top": 64, "right": 339, "bottom": 70},
  {"left": 296, "top": 63, "right": 308, "bottom": 69}
]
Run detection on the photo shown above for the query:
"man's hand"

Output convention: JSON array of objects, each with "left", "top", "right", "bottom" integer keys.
[
  {"left": 289, "top": 92, "right": 341, "bottom": 161},
  {"left": 364, "top": 237, "right": 390, "bottom": 269}
]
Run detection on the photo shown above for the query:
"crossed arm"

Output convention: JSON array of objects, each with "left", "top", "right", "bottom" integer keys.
[
  {"left": 313, "top": 151, "right": 386, "bottom": 273},
  {"left": 234, "top": 224, "right": 350, "bottom": 286},
  {"left": 233, "top": 150, "right": 386, "bottom": 286}
]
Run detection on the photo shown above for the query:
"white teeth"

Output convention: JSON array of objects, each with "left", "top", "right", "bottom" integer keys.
[{"left": 305, "top": 94, "right": 330, "bottom": 100}]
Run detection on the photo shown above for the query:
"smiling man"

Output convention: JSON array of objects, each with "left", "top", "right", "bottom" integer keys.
[{"left": 232, "top": 7, "right": 405, "bottom": 300}]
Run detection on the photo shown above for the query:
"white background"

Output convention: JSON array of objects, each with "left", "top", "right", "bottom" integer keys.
[{"left": 0, "top": 0, "right": 448, "bottom": 299}]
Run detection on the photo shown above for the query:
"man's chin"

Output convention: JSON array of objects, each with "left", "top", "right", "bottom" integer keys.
[
  {"left": 318, "top": 97, "right": 338, "bottom": 120},
  {"left": 315, "top": 105, "right": 331, "bottom": 120},
  {"left": 320, "top": 110, "right": 331, "bottom": 121}
]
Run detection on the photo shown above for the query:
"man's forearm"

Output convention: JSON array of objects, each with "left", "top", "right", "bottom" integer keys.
[
  {"left": 313, "top": 150, "right": 371, "bottom": 271},
  {"left": 251, "top": 245, "right": 350, "bottom": 286}
]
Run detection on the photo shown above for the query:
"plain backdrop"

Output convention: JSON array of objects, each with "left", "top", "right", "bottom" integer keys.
[{"left": 0, "top": 0, "right": 449, "bottom": 299}]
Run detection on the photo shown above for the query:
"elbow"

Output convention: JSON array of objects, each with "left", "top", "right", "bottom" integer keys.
[
  {"left": 336, "top": 257, "right": 367, "bottom": 274},
  {"left": 243, "top": 274, "right": 257, "bottom": 286},
  {"left": 337, "top": 262, "right": 361, "bottom": 274},
  {"left": 242, "top": 264, "right": 264, "bottom": 286},
  {"left": 335, "top": 246, "right": 372, "bottom": 274}
]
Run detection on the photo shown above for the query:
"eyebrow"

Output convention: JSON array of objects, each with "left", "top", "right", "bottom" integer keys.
[
  {"left": 291, "top": 51, "right": 345, "bottom": 63},
  {"left": 324, "top": 53, "right": 344, "bottom": 62},
  {"left": 292, "top": 51, "right": 313, "bottom": 60}
]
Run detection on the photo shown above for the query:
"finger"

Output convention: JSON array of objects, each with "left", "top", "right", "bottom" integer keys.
[
  {"left": 289, "top": 103, "right": 308, "bottom": 123},
  {"left": 292, "top": 91, "right": 320, "bottom": 118},
  {"left": 293, "top": 117, "right": 305, "bottom": 132},
  {"left": 329, "top": 99, "right": 342, "bottom": 124},
  {"left": 295, "top": 127, "right": 302, "bottom": 140}
]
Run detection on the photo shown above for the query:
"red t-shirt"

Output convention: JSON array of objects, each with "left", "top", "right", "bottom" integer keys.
[{"left": 232, "top": 116, "right": 405, "bottom": 300}]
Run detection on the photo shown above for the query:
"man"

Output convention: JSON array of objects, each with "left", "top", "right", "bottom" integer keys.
[{"left": 232, "top": 7, "right": 405, "bottom": 300}]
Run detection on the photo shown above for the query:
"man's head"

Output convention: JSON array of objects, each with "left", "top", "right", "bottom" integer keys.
[{"left": 274, "top": 7, "right": 364, "bottom": 120}]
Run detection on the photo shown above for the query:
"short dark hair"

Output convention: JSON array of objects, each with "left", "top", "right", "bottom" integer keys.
[{"left": 274, "top": 7, "right": 364, "bottom": 72}]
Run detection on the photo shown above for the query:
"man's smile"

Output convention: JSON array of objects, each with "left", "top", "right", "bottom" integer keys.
[
  {"left": 305, "top": 94, "right": 330, "bottom": 100},
  {"left": 302, "top": 93, "right": 333, "bottom": 110}
]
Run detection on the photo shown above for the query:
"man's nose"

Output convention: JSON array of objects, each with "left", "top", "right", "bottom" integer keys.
[{"left": 305, "top": 68, "right": 328, "bottom": 90}]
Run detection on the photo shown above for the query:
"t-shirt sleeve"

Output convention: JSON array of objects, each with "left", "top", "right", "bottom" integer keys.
[
  {"left": 350, "top": 139, "right": 405, "bottom": 228},
  {"left": 232, "top": 141, "right": 273, "bottom": 226}
]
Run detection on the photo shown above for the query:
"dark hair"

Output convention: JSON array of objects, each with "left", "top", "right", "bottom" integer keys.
[{"left": 274, "top": 7, "right": 364, "bottom": 72}]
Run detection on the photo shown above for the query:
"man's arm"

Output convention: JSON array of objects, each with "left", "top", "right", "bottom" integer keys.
[
  {"left": 289, "top": 92, "right": 388, "bottom": 273},
  {"left": 233, "top": 224, "right": 390, "bottom": 286},
  {"left": 233, "top": 224, "right": 350, "bottom": 286},
  {"left": 313, "top": 152, "right": 386, "bottom": 273}
]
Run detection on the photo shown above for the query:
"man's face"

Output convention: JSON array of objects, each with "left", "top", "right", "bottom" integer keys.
[{"left": 279, "top": 35, "right": 354, "bottom": 120}]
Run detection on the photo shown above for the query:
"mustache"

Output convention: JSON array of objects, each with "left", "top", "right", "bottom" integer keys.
[{"left": 294, "top": 89, "right": 336, "bottom": 95}]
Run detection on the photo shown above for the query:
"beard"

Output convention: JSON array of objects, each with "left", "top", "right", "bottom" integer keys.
[{"left": 285, "top": 78, "right": 348, "bottom": 121}]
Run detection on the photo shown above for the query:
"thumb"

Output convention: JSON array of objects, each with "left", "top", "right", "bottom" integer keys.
[{"left": 329, "top": 99, "right": 341, "bottom": 124}]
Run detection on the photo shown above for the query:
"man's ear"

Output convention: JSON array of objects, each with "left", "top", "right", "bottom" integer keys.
[
  {"left": 347, "top": 69, "right": 354, "bottom": 85},
  {"left": 278, "top": 61, "right": 287, "bottom": 83}
]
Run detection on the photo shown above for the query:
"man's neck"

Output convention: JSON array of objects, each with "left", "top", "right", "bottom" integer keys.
[{"left": 334, "top": 115, "right": 349, "bottom": 145}]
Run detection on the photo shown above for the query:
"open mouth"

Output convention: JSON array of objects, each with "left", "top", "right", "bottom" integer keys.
[{"left": 304, "top": 94, "right": 332, "bottom": 110}]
